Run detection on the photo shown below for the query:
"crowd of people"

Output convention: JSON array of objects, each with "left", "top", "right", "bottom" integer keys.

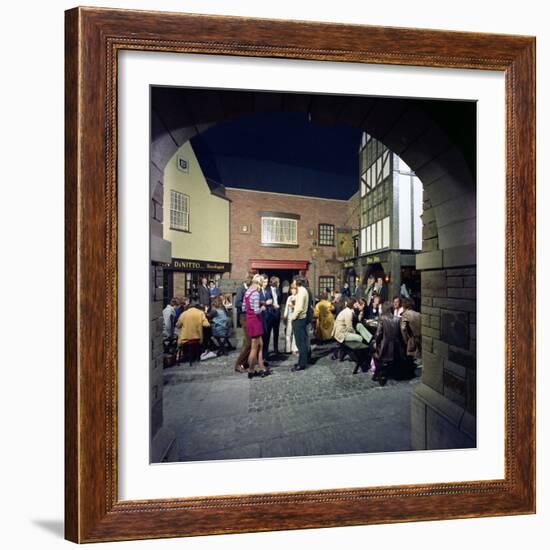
[
  {"left": 161, "top": 277, "right": 236, "bottom": 364},
  {"left": 162, "top": 272, "right": 422, "bottom": 384}
]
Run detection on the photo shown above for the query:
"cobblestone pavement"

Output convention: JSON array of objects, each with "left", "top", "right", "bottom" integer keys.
[{"left": 163, "top": 333, "right": 420, "bottom": 462}]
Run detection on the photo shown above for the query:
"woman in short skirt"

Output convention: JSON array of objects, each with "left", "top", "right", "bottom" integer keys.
[{"left": 244, "top": 274, "right": 270, "bottom": 379}]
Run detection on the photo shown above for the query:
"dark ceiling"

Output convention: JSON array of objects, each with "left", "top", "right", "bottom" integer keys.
[
  {"left": 191, "top": 112, "right": 362, "bottom": 200},
  {"left": 151, "top": 87, "right": 476, "bottom": 201}
]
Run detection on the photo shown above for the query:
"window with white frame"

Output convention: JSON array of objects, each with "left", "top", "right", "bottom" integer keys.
[
  {"left": 362, "top": 215, "right": 391, "bottom": 253},
  {"left": 261, "top": 216, "right": 298, "bottom": 246},
  {"left": 170, "top": 190, "right": 189, "bottom": 231}
]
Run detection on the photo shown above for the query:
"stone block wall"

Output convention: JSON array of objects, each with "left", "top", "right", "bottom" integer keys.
[
  {"left": 150, "top": 266, "right": 165, "bottom": 443},
  {"left": 421, "top": 267, "right": 476, "bottom": 417},
  {"left": 149, "top": 137, "right": 177, "bottom": 462},
  {"left": 412, "top": 189, "right": 476, "bottom": 451}
]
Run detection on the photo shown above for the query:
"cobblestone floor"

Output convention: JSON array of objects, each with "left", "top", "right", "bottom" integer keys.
[{"left": 163, "top": 333, "right": 420, "bottom": 462}]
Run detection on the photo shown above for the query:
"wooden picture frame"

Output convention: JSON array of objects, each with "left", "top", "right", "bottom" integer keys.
[{"left": 65, "top": 6, "right": 535, "bottom": 543}]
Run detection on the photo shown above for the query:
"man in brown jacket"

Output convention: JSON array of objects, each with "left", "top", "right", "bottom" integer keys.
[
  {"left": 234, "top": 276, "right": 252, "bottom": 373},
  {"left": 373, "top": 302, "right": 405, "bottom": 385},
  {"left": 400, "top": 298, "right": 421, "bottom": 376}
]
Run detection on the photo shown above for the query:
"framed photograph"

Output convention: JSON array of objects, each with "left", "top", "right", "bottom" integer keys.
[{"left": 65, "top": 7, "right": 535, "bottom": 543}]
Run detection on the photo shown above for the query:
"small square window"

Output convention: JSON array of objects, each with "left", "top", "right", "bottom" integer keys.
[
  {"left": 318, "top": 223, "right": 335, "bottom": 246},
  {"left": 319, "top": 276, "right": 336, "bottom": 293}
]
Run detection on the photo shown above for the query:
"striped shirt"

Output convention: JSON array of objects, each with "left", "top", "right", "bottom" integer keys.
[{"left": 244, "top": 287, "right": 261, "bottom": 314}]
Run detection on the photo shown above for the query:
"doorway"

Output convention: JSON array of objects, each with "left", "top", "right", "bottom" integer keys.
[{"left": 260, "top": 268, "right": 299, "bottom": 305}]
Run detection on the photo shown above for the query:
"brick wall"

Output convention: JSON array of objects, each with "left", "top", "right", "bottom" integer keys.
[{"left": 226, "top": 188, "right": 351, "bottom": 286}]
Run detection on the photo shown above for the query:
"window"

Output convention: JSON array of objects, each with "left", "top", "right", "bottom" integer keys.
[
  {"left": 176, "top": 155, "right": 189, "bottom": 173},
  {"left": 261, "top": 216, "right": 298, "bottom": 246},
  {"left": 364, "top": 215, "right": 391, "bottom": 253},
  {"left": 360, "top": 227, "right": 366, "bottom": 255},
  {"left": 319, "top": 276, "right": 335, "bottom": 293},
  {"left": 318, "top": 223, "right": 335, "bottom": 246},
  {"left": 382, "top": 216, "right": 390, "bottom": 248},
  {"left": 170, "top": 190, "right": 189, "bottom": 231}
]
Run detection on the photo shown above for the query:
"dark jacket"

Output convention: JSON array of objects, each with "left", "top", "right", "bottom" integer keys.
[
  {"left": 377, "top": 284, "right": 389, "bottom": 304},
  {"left": 259, "top": 287, "right": 274, "bottom": 320},
  {"left": 375, "top": 314, "right": 405, "bottom": 364},
  {"left": 235, "top": 284, "right": 247, "bottom": 313},
  {"left": 306, "top": 287, "right": 314, "bottom": 324},
  {"left": 198, "top": 285, "right": 210, "bottom": 307},
  {"left": 365, "top": 283, "right": 376, "bottom": 306},
  {"left": 366, "top": 305, "right": 382, "bottom": 320}
]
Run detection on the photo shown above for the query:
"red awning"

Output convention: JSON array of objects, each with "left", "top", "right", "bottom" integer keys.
[{"left": 249, "top": 259, "right": 310, "bottom": 271}]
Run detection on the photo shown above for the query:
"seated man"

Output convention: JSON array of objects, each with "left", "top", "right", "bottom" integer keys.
[
  {"left": 176, "top": 301, "right": 210, "bottom": 354},
  {"left": 208, "top": 297, "right": 235, "bottom": 355},
  {"left": 332, "top": 298, "right": 372, "bottom": 363},
  {"left": 366, "top": 294, "right": 382, "bottom": 320},
  {"left": 352, "top": 298, "right": 373, "bottom": 344},
  {"left": 373, "top": 302, "right": 406, "bottom": 385},
  {"left": 333, "top": 297, "right": 362, "bottom": 345}
]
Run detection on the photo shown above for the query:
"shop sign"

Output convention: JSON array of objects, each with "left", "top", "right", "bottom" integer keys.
[
  {"left": 336, "top": 228, "right": 353, "bottom": 257},
  {"left": 168, "top": 258, "right": 231, "bottom": 272}
]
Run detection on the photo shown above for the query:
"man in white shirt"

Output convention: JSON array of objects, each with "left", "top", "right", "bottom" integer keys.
[
  {"left": 291, "top": 278, "right": 309, "bottom": 371},
  {"left": 392, "top": 296, "right": 404, "bottom": 318}
]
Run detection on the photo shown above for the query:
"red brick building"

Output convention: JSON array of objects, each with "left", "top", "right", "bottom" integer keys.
[{"left": 225, "top": 187, "right": 356, "bottom": 296}]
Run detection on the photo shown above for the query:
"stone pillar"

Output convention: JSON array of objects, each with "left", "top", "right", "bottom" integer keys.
[
  {"left": 412, "top": 194, "right": 476, "bottom": 450},
  {"left": 388, "top": 251, "right": 401, "bottom": 301},
  {"left": 356, "top": 261, "right": 366, "bottom": 293},
  {"left": 150, "top": 265, "right": 164, "bottom": 437},
  {"left": 149, "top": 159, "right": 178, "bottom": 462}
]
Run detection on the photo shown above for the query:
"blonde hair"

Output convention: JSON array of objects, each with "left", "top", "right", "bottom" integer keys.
[{"left": 251, "top": 274, "right": 264, "bottom": 289}]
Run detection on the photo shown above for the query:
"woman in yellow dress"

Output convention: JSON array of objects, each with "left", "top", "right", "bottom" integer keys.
[{"left": 313, "top": 292, "right": 335, "bottom": 342}]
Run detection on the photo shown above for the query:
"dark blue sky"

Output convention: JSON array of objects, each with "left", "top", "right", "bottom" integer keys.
[{"left": 190, "top": 112, "right": 362, "bottom": 200}]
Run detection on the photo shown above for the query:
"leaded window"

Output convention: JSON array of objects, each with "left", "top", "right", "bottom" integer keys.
[
  {"left": 170, "top": 190, "right": 190, "bottom": 231},
  {"left": 319, "top": 276, "right": 335, "bottom": 293},
  {"left": 318, "top": 223, "right": 335, "bottom": 246},
  {"left": 261, "top": 217, "right": 298, "bottom": 246}
]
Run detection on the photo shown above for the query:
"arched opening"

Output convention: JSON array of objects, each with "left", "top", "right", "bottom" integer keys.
[{"left": 150, "top": 87, "right": 476, "bottom": 461}]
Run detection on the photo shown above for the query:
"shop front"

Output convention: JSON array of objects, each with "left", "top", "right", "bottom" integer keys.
[
  {"left": 162, "top": 258, "right": 231, "bottom": 305},
  {"left": 342, "top": 260, "right": 357, "bottom": 293},
  {"left": 346, "top": 250, "right": 419, "bottom": 301}
]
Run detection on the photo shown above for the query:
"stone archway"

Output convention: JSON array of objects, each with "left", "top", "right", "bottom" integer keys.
[{"left": 150, "top": 88, "right": 476, "bottom": 460}]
